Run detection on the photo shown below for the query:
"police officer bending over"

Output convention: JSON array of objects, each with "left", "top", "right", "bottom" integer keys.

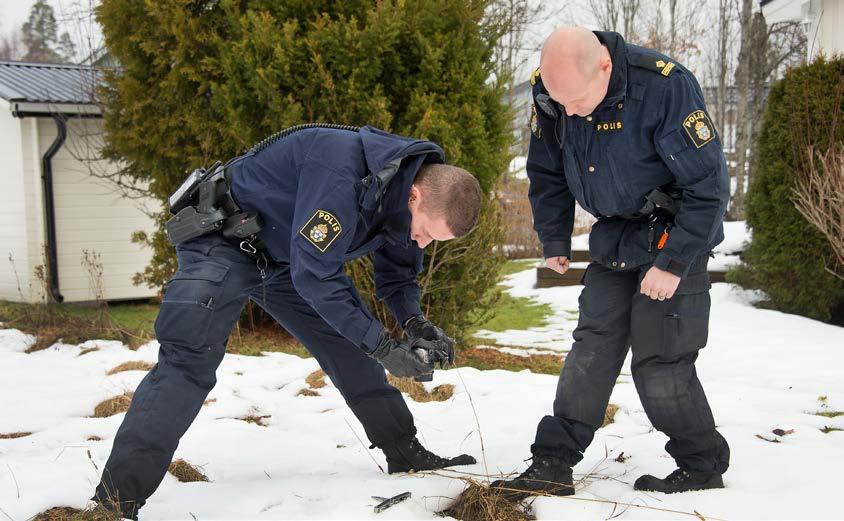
[
  {"left": 492, "top": 27, "right": 730, "bottom": 498},
  {"left": 93, "top": 124, "right": 479, "bottom": 518}
]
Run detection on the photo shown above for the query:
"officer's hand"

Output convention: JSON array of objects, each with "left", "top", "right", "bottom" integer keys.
[
  {"left": 640, "top": 266, "right": 681, "bottom": 301},
  {"left": 370, "top": 329, "right": 435, "bottom": 378},
  {"left": 546, "top": 256, "right": 570, "bottom": 275},
  {"left": 403, "top": 315, "right": 455, "bottom": 367}
]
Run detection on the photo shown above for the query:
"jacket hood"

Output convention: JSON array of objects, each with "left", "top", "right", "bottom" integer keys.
[
  {"left": 358, "top": 126, "right": 445, "bottom": 247},
  {"left": 359, "top": 125, "right": 445, "bottom": 176}
]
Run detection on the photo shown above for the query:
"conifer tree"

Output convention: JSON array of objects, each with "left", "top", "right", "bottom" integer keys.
[
  {"left": 21, "top": 0, "right": 76, "bottom": 63},
  {"left": 97, "top": 0, "right": 510, "bottom": 340}
]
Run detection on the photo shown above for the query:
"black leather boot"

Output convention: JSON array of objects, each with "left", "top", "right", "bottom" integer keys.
[
  {"left": 490, "top": 455, "right": 574, "bottom": 500},
  {"left": 634, "top": 468, "right": 724, "bottom": 494},
  {"left": 382, "top": 436, "right": 476, "bottom": 474}
]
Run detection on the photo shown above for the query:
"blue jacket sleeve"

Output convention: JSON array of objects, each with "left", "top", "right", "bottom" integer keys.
[
  {"left": 653, "top": 71, "right": 730, "bottom": 278},
  {"left": 374, "top": 242, "right": 424, "bottom": 326},
  {"left": 526, "top": 101, "right": 576, "bottom": 259},
  {"left": 289, "top": 169, "right": 383, "bottom": 351}
]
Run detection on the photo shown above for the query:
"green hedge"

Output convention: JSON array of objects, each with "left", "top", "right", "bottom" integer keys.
[
  {"left": 97, "top": 0, "right": 509, "bottom": 341},
  {"left": 728, "top": 56, "right": 844, "bottom": 323}
]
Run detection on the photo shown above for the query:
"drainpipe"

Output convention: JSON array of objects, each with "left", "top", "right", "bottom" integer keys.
[
  {"left": 41, "top": 114, "right": 67, "bottom": 303},
  {"left": 11, "top": 107, "right": 102, "bottom": 303}
]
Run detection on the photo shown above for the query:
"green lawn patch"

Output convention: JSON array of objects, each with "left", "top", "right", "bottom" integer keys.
[
  {"left": 499, "top": 258, "right": 540, "bottom": 277},
  {"left": 470, "top": 291, "right": 552, "bottom": 332}
]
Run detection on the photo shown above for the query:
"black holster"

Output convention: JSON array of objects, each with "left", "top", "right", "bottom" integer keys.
[{"left": 164, "top": 160, "right": 263, "bottom": 245}]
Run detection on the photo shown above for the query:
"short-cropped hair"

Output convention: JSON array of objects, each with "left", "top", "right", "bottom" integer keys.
[{"left": 414, "top": 163, "right": 482, "bottom": 237}]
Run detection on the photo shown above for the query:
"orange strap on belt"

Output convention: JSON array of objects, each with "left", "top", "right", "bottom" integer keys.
[{"left": 657, "top": 230, "right": 669, "bottom": 250}]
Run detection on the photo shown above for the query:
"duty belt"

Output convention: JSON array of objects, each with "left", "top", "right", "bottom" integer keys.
[{"left": 601, "top": 185, "right": 682, "bottom": 221}]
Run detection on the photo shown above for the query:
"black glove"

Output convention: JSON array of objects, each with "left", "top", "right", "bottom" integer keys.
[
  {"left": 370, "top": 329, "right": 435, "bottom": 378},
  {"left": 403, "top": 315, "right": 455, "bottom": 367}
]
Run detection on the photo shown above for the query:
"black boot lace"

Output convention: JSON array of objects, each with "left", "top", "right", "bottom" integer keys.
[
  {"left": 518, "top": 456, "right": 552, "bottom": 481},
  {"left": 407, "top": 437, "right": 448, "bottom": 466},
  {"left": 666, "top": 469, "right": 690, "bottom": 484}
]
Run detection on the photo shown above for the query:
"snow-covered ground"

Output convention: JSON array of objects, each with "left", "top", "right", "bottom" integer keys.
[{"left": 3, "top": 227, "right": 843, "bottom": 519}]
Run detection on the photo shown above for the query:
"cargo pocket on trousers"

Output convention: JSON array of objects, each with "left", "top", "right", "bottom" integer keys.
[
  {"left": 154, "top": 260, "right": 230, "bottom": 349},
  {"left": 663, "top": 270, "right": 711, "bottom": 357}
]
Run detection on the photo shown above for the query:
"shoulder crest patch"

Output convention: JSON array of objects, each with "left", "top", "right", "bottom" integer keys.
[
  {"left": 300, "top": 210, "right": 342, "bottom": 252},
  {"left": 683, "top": 110, "right": 716, "bottom": 148},
  {"left": 530, "top": 67, "right": 541, "bottom": 86}
]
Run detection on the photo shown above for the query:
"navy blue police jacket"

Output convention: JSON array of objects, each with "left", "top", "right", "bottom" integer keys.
[
  {"left": 227, "top": 126, "right": 444, "bottom": 351},
  {"left": 527, "top": 31, "right": 730, "bottom": 278}
]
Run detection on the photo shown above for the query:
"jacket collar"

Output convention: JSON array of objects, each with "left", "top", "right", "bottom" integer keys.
[{"left": 593, "top": 31, "right": 628, "bottom": 109}]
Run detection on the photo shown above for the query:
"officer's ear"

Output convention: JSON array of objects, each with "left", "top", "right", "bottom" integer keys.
[{"left": 408, "top": 184, "right": 423, "bottom": 212}]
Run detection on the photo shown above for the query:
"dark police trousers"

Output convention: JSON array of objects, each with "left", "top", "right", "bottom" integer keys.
[
  {"left": 532, "top": 254, "right": 730, "bottom": 475},
  {"left": 94, "top": 234, "right": 415, "bottom": 512}
]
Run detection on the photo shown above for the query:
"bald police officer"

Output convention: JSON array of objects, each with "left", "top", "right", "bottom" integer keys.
[
  {"left": 492, "top": 27, "right": 730, "bottom": 498},
  {"left": 92, "top": 125, "right": 479, "bottom": 518}
]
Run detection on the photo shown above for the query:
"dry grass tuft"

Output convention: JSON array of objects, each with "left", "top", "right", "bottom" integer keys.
[
  {"left": 87, "top": 435, "right": 103, "bottom": 441},
  {"left": 387, "top": 375, "right": 454, "bottom": 402},
  {"left": 93, "top": 392, "right": 133, "bottom": 418},
  {"left": 602, "top": 404, "right": 620, "bottom": 427},
  {"left": 106, "top": 361, "right": 154, "bottom": 375},
  {"left": 77, "top": 347, "right": 99, "bottom": 357},
  {"left": 297, "top": 388, "right": 320, "bottom": 397},
  {"left": 0, "top": 431, "right": 32, "bottom": 439},
  {"left": 461, "top": 346, "right": 563, "bottom": 375},
  {"left": 238, "top": 414, "right": 271, "bottom": 426},
  {"left": 168, "top": 459, "right": 209, "bottom": 482},
  {"left": 306, "top": 369, "right": 327, "bottom": 389},
  {"left": 203, "top": 398, "right": 217, "bottom": 406},
  {"left": 440, "top": 480, "right": 535, "bottom": 521},
  {"left": 32, "top": 503, "right": 122, "bottom": 521}
]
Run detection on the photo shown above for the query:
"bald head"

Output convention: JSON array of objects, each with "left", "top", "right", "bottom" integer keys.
[{"left": 538, "top": 27, "right": 612, "bottom": 117}]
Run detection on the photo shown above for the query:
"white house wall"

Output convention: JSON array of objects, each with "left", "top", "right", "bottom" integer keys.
[
  {"left": 814, "top": 0, "right": 844, "bottom": 59},
  {"left": 0, "top": 104, "right": 38, "bottom": 302},
  {"left": 35, "top": 116, "right": 157, "bottom": 302}
]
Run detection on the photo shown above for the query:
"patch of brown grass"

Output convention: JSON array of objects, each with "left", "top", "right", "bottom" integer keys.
[
  {"left": 21, "top": 321, "right": 149, "bottom": 353},
  {"left": 77, "top": 347, "right": 99, "bottom": 357},
  {"left": 238, "top": 414, "right": 271, "bottom": 426},
  {"left": 602, "top": 404, "right": 620, "bottom": 428},
  {"left": 440, "top": 480, "right": 534, "bottom": 521},
  {"left": 306, "top": 369, "right": 327, "bottom": 389},
  {"left": 93, "top": 392, "right": 133, "bottom": 418},
  {"left": 168, "top": 459, "right": 209, "bottom": 482},
  {"left": 461, "top": 346, "right": 562, "bottom": 375},
  {"left": 31, "top": 503, "right": 122, "bottom": 521},
  {"left": 106, "top": 361, "right": 154, "bottom": 375},
  {"left": 387, "top": 375, "right": 455, "bottom": 402},
  {"left": 87, "top": 435, "right": 103, "bottom": 441},
  {"left": 203, "top": 398, "right": 217, "bottom": 406},
  {"left": 297, "top": 388, "right": 320, "bottom": 397},
  {"left": 0, "top": 431, "right": 31, "bottom": 439},
  {"left": 226, "top": 327, "right": 309, "bottom": 357}
]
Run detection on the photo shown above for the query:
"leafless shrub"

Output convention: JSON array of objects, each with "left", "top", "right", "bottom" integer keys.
[{"left": 793, "top": 144, "right": 844, "bottom": 280}]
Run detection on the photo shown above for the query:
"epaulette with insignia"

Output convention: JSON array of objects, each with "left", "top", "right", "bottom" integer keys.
[
  {"left": 530, "top": 67, "right": 541, "bottom": 86},
  {"left": 629, "top": 53, "right": 677, "bottom": 77}
]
